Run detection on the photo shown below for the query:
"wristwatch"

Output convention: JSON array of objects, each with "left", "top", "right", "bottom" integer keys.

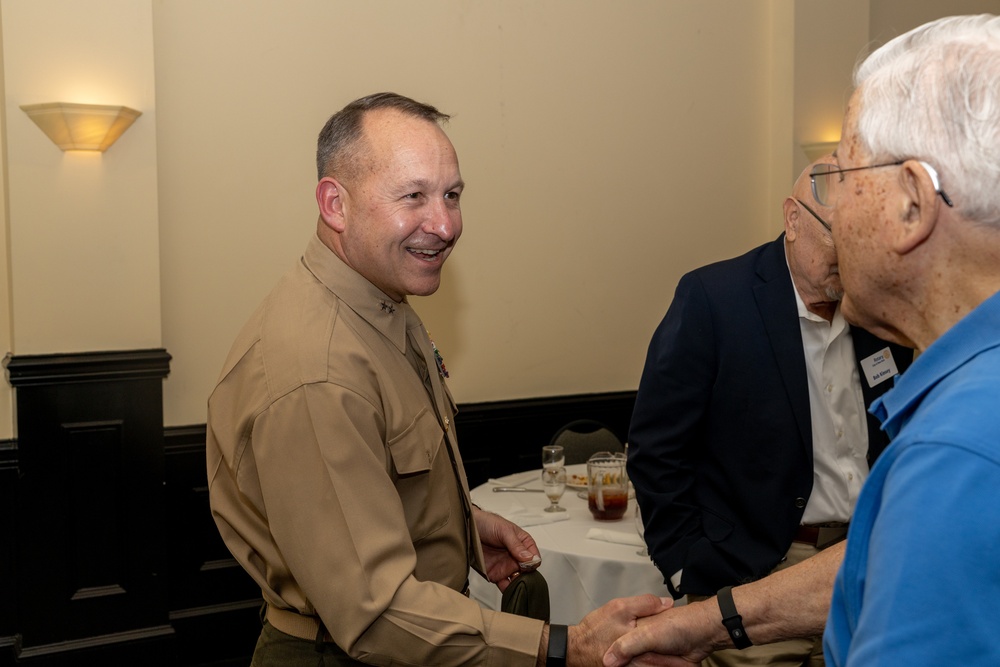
[{"left": 717, "top": 586, "right": 753, "bottom": 649}]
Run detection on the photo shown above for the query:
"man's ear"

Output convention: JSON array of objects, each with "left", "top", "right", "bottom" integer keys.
[
  {"left": 894, "top": 160, "right": 942, "bottom": 255},
  {"left": 782, "top": 197, "right": 800, "bottom": 242},
  {"left": 316, "top": 177, "right": 346, "bottom": 232}
]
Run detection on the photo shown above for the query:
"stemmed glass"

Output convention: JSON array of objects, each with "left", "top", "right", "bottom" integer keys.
[
  {"left": 541, "top": 467, "right": 567, "bottom": 512},
  {"left": 542, "top": 444, "right": 565, "bottom": 469},
  {"left": 635, "top": 503, "right": 648, "bottom": 556}
]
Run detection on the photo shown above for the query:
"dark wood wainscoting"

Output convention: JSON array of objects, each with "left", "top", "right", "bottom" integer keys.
[
  {"left": 3, "top": 350, "right": 175, "bottom": 666},
  {"left": 1, "top": 347, "right": 635, "bottom": 666},
  {"left": 454, "top": 392, "right": 636, "bottom": 488}
]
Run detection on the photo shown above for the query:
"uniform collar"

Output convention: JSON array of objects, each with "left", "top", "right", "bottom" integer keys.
[{"left": 301, "top": 234, "right": 421, "bottom": 356}]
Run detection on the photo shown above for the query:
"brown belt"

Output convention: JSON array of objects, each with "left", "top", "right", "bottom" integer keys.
[{"left": 794, "top": 523, "right": 848, "bottom": 549}]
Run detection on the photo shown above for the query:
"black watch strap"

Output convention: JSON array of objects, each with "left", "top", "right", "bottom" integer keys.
[
  {"left": 717, "top": 586, "right": 753, "bottom": 649},
  {"left": 547, "top": 624, "right": 568, "bottom": 666}
]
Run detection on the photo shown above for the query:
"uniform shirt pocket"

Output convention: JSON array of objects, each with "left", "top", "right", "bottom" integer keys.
[
  {"left": 387, "top": 407, "right": 451, "bottom": 541},
  {"left": 388, "top": 407, "right": 442, "bottom": 474}
]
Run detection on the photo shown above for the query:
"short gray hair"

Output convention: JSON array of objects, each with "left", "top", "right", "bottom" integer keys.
[
  {"left": 854, "top": 14, "right": 1000, "bottom": 225},
  {"left": 315, "top": 92, "right": 450, "bottom": 182}
]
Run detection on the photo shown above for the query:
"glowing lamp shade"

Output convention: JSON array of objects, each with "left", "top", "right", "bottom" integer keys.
[{"left": 20, "top": 102, "right": 142, "bottom": 152}]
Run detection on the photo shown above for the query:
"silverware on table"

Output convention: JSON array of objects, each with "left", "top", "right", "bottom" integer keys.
[{"left": 492, "top": 487, "right": 544, "bottom": 492}]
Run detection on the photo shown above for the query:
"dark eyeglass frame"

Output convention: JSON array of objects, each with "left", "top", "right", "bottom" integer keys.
[
  {"left": 791, "top": 197, "right": 832, "bottom": 233},
  {"left": 809, "top": 160, "right": 955, "bottom": 208}
]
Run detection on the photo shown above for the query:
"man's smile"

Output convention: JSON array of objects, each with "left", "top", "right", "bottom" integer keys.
[{"left": 407, "top": 247, "right": 443, "bottom": 261}]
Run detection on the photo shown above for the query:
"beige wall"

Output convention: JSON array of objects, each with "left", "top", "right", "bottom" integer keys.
[
  {"left": 153, "top": 0, "right": 792, "bottom": 427},
  {"left": 0, "top": 3, "right": 10, "bottom": 437},
  {"left": 792, "top": 0, "right": 1000, "bottom": 177},
  {"left": 793, "top": 0, "right": 870, "bottom": 175},
  {"left": 1, "top": 0, "right": 992, "bottom": 437},
  {"left": 2, "top": 0, "right": 160, "bottom": 355},
  {"left": 870, "top": 0, "right": 1000, "bottom": 43},
  {"left": 0, "top": 0, "right": 161, "bottom": 436}
]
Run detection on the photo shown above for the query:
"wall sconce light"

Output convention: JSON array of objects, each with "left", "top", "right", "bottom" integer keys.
[
  {"left": 801, "top": 141, "right": 840, "bottom": 162},
  {"left": 20, "top": 102, "right": 142, "bottom": 152}
]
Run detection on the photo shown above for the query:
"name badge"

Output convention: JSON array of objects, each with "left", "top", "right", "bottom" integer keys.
[{"left": 861, "top": 347, "right": 899, "bottom": 388}]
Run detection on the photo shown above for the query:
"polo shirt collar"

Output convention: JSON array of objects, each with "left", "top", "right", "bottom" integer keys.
[{"left": 872, "top": 290, "right": 1000, "bottom": 438}]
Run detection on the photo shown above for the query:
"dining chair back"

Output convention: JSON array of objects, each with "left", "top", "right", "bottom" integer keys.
[{"left": 549, "top": 419, "right": 624, "bottom": 466}]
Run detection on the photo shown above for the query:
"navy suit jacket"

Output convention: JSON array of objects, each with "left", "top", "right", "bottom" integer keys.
[{"left": 628, "top": 235, "right": 913, "bottom": 597}]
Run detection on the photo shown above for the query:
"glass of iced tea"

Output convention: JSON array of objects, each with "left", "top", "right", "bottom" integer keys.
[{"left": 587, "top": 452, "right": 628, "bottom": 521}]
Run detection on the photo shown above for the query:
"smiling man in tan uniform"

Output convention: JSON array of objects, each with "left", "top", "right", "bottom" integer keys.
[{"left": 207, "top": 92, "right": 667, "bottom": 666}]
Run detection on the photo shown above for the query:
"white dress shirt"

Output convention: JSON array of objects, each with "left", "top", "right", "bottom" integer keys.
[{"left": 790, "top": 279, "right": 869, "bottom": 524}]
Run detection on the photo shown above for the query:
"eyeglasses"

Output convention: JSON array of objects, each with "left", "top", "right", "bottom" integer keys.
[
  {"left": 809, "top": 160, "right": 954, "bottom": 208},
  {"left": 791, "top": 197, "right": 831, "bottom": 233}
]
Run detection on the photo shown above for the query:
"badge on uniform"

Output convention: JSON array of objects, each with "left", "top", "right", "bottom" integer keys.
[
  {"left": 861, "top": 347, "right": 899, "bottom": 388},
  {"left": 428, "top": 334, "right": 449, "bottom": 379}
]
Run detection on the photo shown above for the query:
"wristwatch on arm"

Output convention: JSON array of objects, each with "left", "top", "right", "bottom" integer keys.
[
  {"left": 546, "top": 624, "right": 567, "bottom": 666},
  {"left": 717, "top": 586, "right": 753, "bottom": 649}
]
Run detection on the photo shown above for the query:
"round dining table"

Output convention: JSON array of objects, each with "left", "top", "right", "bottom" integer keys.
[{"left": 468, "top": 464, "right": 675, "bottom": 625}]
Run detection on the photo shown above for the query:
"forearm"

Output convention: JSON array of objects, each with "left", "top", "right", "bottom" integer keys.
[
  {"left": 536, "top": 625, "right": 548, "bottom": 667},
  {"left": 722, "top": 540, "right": 844, "bottom": 647},
  {"left": 604, "top": 543, "right": 843, "bottom": 666}
]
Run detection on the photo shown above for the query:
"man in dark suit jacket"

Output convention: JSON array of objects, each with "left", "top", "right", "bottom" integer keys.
[{"left": 628, "top": 159, "right": 913, "bottom": 666}]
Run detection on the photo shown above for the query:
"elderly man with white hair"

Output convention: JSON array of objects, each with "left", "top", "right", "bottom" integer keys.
[
  {"left": 820, "top": 13, "right": 1000, "bottom": 665},
  {"left": 603, "top": 14, "right": 1000, "bottom": 667}
]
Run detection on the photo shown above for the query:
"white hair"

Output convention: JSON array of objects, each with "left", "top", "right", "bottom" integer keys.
[{"left": 854, "top": 14, "right": 1000, "bottom": 225}]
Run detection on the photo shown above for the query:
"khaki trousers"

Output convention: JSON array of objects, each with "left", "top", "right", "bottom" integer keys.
[
  {"left": 689, "top": 542, "right": 825, "bottom": 667},
  {"left": 251, "top": 621, "right": 365, "bottom": 667}
]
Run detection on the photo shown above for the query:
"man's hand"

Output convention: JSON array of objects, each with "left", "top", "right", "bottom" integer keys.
[
  {"left": 474, "top": 507, "right": 542, "bottom": 592},
  {"left": 601, "top": 600, "right": 720, "bottom": 666},
  {"left": 567, "top": 595, "right": 673, "bottom": 667}
]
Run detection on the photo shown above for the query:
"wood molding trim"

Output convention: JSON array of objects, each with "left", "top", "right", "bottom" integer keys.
[{"left": 5, "top": 348, "right": 171, "bottom": 386}]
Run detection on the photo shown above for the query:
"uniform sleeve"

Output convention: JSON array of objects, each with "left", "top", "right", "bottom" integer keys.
[
  {"left": 252, "top": 382, "right": 542, "bottom": 665},
  {"left": 841, "top": 443, "right": 1000, "bottom": 665},
  {"left": 628, "top": 273, "right": 717, "bottom": 584}
]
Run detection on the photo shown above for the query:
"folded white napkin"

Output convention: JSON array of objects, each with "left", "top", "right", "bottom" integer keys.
[
  {"left": 586, "top": 527, "right": 645, "bottom": 547},
  {"left": 488, "top": 470, "right": 541, "bottom": 487},
  {"left": 501, "top": 507, "right": 571, "bottom": 527}
]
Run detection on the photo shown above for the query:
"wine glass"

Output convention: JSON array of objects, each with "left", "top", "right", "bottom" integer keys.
[
  {"left": 634, "top": 503, "right": 648, "bottom": 556},
  {"left": 542, "top": 444, "right": 565, "bottom": 469},
  {"left": 541, "top": 467, "right": 567, "bottom": 512}
]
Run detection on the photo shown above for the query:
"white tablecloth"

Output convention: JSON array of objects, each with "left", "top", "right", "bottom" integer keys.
[{"left": 469, "top": 465, "right": 673, "bottom": 625}]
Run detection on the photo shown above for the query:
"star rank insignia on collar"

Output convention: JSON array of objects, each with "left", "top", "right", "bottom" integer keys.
[{"left": 379, "top": 300, "right": 396, "bottom": 315}]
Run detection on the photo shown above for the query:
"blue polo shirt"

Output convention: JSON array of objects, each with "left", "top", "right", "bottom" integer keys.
[{"left": 825, "top": 290, "right": 1000, "bottom": 665}]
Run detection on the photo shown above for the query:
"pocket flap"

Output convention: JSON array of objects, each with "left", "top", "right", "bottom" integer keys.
[{"left": 387, "top": 407, "right": 443, "bottom": 475}]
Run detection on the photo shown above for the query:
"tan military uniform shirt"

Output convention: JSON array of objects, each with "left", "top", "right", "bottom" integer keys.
[{"left": 207, "top": 235, "right": 542, "bottom": 665}]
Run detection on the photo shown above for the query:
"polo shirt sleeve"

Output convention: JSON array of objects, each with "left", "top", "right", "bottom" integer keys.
[{"left": 842, "top": 441, "right": 1000, "bottom": 665}]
